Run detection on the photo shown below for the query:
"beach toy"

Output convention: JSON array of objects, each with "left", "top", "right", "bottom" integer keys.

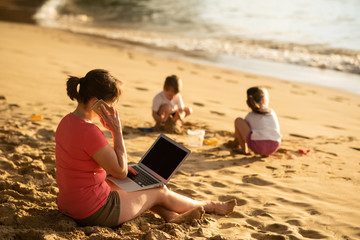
[
  {"left": 137, "top": 127, "right": 154, "bottom": 132},
  {"left": 298, "top": 149, "right": 310, "bottom": 155},
  {"left": 187, "top": 129, "right": 205, "bottom": 147},
  {"left": 30, "top": 114, "right": 43, "bottom": 121},
  {"left": 203, "top": 139, "right": 218, "bottom": 145}
]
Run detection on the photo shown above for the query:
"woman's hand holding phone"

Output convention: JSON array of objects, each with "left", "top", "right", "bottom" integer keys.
[{"left": 92, "top": 100, "right": 121, "bottom": 133}]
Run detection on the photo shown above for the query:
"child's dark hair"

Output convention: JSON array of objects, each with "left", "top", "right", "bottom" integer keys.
[
  {"left": 164, "top": 75, "right": 181, "bottom": 94},
  {"left": 246, "top": 86, "right": 270, "bottom": 114},
  {"left": 66, "top": 69, "right": 122, "bottom": 104}
]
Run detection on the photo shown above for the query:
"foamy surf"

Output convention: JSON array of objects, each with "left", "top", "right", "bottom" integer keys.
[{"left": 33, "top": 0, "right": 360, "bottom": 93}]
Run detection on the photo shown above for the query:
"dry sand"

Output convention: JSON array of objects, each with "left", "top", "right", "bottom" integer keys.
[{"left": 0, "top": 21, "right": 360, "bottom": 240}]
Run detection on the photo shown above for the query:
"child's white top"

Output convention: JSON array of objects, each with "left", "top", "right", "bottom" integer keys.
[
  {"left": 152, "top": 91, "right": 185, "bottom": 112},
  {"left": 245, "top": 110, "right": 281, "bottom": 142}
]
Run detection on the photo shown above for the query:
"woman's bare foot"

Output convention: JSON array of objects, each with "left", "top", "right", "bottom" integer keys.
[
  {"left": 169, "top": 206, "right": 205, "bottom": 224},
  {"left": 204, "top": 199, "right": 237, "bottom": 215}
]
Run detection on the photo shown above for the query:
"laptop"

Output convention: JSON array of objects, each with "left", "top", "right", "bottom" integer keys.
[{"left": 107, "top": 134, "right": 191, "bottom": 192}]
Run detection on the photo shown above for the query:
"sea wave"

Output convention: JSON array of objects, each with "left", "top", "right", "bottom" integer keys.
[{"left": 33, "top": 0, "right": 360, "bottom": 75}]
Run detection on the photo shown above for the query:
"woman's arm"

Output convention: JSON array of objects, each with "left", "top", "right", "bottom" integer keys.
[{"left": 92, "top": 105, "right": 128, "bottom": 179}]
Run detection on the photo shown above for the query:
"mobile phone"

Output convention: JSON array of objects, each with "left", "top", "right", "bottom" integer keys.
[{"left": 91, "top": 99, "right": 112, "bottom": 116}]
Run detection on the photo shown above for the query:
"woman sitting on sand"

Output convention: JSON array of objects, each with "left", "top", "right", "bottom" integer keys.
[{"left": 55, "top": 69, "right": 236, "bottom": 227}]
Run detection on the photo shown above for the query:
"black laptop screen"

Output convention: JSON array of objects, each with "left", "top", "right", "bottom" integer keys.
[{"left": 141, "top": 137, "right": 188, "bottom": 180}]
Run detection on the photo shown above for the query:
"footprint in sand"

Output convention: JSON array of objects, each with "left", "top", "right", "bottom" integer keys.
[
  {"left": 276, "top": 197, "right": 311, "bottom": 208},
  {"left": 244, "top": 74, "right": 257, "bottom": 79},
  {"left": 127, "top": 52, "right": 134, "bottom": 59},
  {"left": 135, "top": 87, "right": 149, "bottom": 91},
  {"left": 289, "top": 133, "right": 311, "bottom": 139},
  {"left": 225, "top": 79, "right": 238, "bottom": 84},
  {"left": 146, "top": 60, "right": 156, "bottom": 66},
  {"left": 250, "top": 209, "right": 273, "bottom": 219},
  {"left": 121, "top": 104, "right": 132, "bottom": 108},
  {"left": 291, "top": 91, "right": 306, "bottom": 96},
  {"left": 299, "top": 228, "right": 328, "bottom": 239},
  {"left": 36, "top": 128, "right": 55, "bottom": 141},
  {"left": 0, "top": 156, "right": 17, "bottom": 171},
  {"left": 264, "top": 223, "right": 289, "bottom": 234},
  {"left": 251, "top": 233, "right": 287, "bottom": 240},
  {"left": 350, "top": 147, "right": 360, "bottom": 152},
  {"left": 242, "top": 175, "right": 273, "bottom": 186},
  {"left": 220, "top": 222, "right": 240, "bottom": 229},
  {"left": 324, "top": 124, "right": 344, "bottom": 130},
  {"left": 210, "top": 181, "right": 227, "bottom": 188},
  {"left": 246, "top": 219, "right": 264, "bottom": 228},
  {"left": 328, "top": 96, "right": 349, "bottom": 102},
  {"left": 9, "top": 104, "right": 20, "bottom": 109},
  {"left": 281, "top": 115, "right": 298, "bottom": 120},
  {"left": 210, "top": 110, "right": 225, "bottom": 116},
  {"left": 177, "top": 66, "right": 184, "bottom": 71},
  {"left": 193, "top": 182, "right": 204, "bottom": 187},
  {"left": 286, "top": 219, "right": 303, "bottom": 226},
  {"left": 209, "top": 100, "right": 221, "bottom": 104},
  {"left": 61, "top": 70, "right": 71, "bottom": 75},
  {"left": 193, "top": 102, "right": 205, "bottom": 107},
  {"left": 266, "top": 166, "right": 277, "bottom": 171},
  {"left": 307, "top": 209, "right": 321, "bottom": 215}
]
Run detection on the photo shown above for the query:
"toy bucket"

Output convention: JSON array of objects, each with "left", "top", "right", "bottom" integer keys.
[{"left": 187, "top": 129, "right": 205, "bottom": 147}]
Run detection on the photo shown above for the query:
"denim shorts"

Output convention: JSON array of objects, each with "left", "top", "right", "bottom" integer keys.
[
  {"left": 247, "top": 132, "right": 280, "bottom": 157},
  {"left": 75, "top": 191, "right": 120, "bottom": 228}
]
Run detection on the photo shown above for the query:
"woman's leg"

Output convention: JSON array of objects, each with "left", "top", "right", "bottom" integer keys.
[
  {"left": 116, "top": 186, "right": 200, "bottom": 223},
  {"left": 234, "top": 117, "right": 251, "bottom": 153},
  {"left": 150, "top": 205, "right": 205, "bottom": 223},
  {"left": 116, "top": 186, "right": 236, "bottom": 224}
]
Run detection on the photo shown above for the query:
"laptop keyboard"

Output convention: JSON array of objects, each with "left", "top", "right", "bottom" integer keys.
[{"left": 128, "top": 165, "right": 159, "bottom": 187}]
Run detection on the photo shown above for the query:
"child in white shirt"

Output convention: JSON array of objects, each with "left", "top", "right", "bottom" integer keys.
[
  {"left": 233, "top": 87, "right": 281, "bottom": 156},
  {"left": 152, "top": 75, "right": 192, "bottom": 128}
]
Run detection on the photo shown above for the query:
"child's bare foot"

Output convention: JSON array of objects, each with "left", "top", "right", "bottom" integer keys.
[
  {"left": 169, "top": 206, "right": 205, "bottom": 224},
  {"left": 232, "top": 148, "right": 250, "bottom": 155},
  {"left": 204, "top": 199, "right": 237, "bottom": 215}
]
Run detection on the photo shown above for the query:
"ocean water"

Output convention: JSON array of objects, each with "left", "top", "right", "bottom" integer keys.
[{"left": 34, "top": 0, "right": 360, "bottom": 94}]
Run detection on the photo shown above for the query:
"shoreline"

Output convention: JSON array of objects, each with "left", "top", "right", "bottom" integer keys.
[
  {"left": 184, "top": 54, "right": 360, "bottom": 96},
  {"left": 0, "top": 1, "right": 359, "bottom": 96},
  {"left": 1, "top": 21, "right": 360, "bottom": 240}
]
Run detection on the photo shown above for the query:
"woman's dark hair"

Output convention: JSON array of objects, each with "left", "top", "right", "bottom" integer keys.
[
  {"left": 66, "top": 69, "right": 122, "bottom": 104},
  {"left": 246, "top": 86, "right": 270, "bottom": 114}
]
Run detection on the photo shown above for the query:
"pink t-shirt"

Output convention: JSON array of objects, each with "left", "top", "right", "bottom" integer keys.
[{"left": 55, "top": 113, "right": 110, "bottom": 219}]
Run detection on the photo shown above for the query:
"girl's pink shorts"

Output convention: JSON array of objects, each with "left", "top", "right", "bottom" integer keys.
[{"left": 247, "top": 132, "right": 280, "bottom": 157}]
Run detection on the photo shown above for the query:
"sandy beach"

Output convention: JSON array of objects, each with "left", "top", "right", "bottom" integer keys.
[{"left": 1, "top": 21, "right": 360, "bottom": 240}]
